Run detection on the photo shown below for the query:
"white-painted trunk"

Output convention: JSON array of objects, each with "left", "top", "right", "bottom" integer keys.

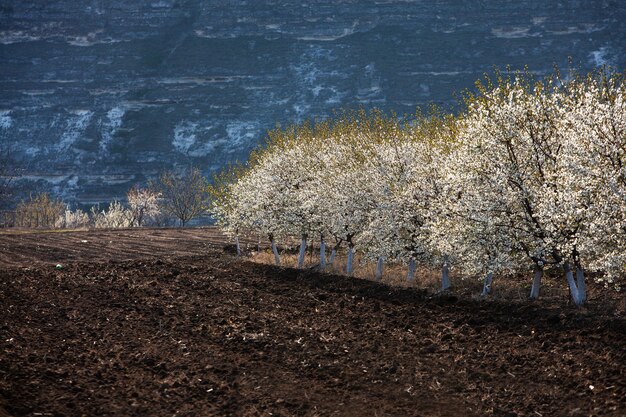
[
  {"left": 235, "top": 236, "right": 241, "bottom": 257},
  {"left": 329, "top": 249, "right": 337, "bottom": 267},
  {"left": 530, "top": 266, "right": 542, "bottom": 300},
  {"left": 375, "top": 256, "right": 384, "bottom": 281},
  {"left": 346, "top": 246, "right": 354, "bottom": 276},
  {"left": 271, "top": 240, "right": 281, "bottom": 266},
  {"left": 320, "top": 239, "right": 326, "bottom": 269},
  {"left": 407, "top": 259, "right": 416, "bottom": 282},
  {"left": 441, "top": 255, "right": 451, "bottom": 290},
  {"left": 297, "top": 236, "right": 307, "bottom": 268},
  {"left": 564, "top": 263, "right": 581, "bottom": 305},
  {"left": 481, "top": 272, "right": 493, "bottom": 296},
  {"left": 576, "top": 266, "right": 587, "bottom": 305}
]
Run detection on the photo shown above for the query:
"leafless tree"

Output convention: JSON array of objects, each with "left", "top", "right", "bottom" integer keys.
[
  {"left": 15, "top": 193, "right": 64, "bottom": 228},
  {"left": 152, "top": 168, "right": 210, "bottom": 227}
]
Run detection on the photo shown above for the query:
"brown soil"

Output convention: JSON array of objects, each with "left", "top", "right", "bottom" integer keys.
[
  {"left": 0, "top": 229, "right": 624, "bottom": 416},
  {"left": 0, "top": 228, "right": 233, "bottom": 266}
]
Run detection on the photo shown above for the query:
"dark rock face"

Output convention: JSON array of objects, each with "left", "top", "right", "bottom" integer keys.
[{"left": 0, "top": 1, "right": 624, "bottom": 205}]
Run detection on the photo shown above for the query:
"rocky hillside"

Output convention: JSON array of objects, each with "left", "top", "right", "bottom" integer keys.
[{"left": 0, "top": 0, "right": 624, "bottom": 205}]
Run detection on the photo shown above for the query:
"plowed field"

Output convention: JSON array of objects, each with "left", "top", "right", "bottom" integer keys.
[{"left": 0, "top": 229, "right": 624, "bottom": 416}]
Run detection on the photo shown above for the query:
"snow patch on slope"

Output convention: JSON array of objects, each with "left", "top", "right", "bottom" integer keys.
[
  {"left": 101, "top": 107, "right": 125, "bottom": 153},
  {"left": 589, "top": 47, "right": 615, "bottom": 67},
  {"left": 226, "top": 121, "right": 259, "bottom": 152},
  {"left": 57, "top": 110, "right": 93, "bottom": 151},
  {"left": 0, "top": 110, "right": 12, "bottom": 130},
  {"left": 173, "top": 121, "right": 199, "bottom": 154}
]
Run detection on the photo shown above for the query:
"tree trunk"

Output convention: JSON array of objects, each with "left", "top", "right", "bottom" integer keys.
[
  {"left": 530, "top": 265, "right": 543, "bottom": 300},
  {"left": 271, "top": 238, "right": 281, "bottom": 266},
  {"left": 576, "top": 264, "right": 587, "bottom": 305},
  {"left": 375, "top": 256, "right": 384, "bottom": 281},
  {"left": 407, "top": 259, "right": 416, "bottom": 282},
  {"left": 346, "top": 245, "right": 355, "bottom": 276},
  {"left": 481, "top": 272, "right": 493, "bottom": 296},
  {"left": 329, "top": 249, "right": 337, "bottom": 267},
  {"left": 441, "top": 255, "right": 451, "bottom": 290},
  {"left": 297, "top": 235, "right": 307, "bottom": 268},
  {"left": 235, "top": 235, "right": 241, "bottom": 257},
  {"left": 320, "top": 237, "right": 326, "bottom": 269},
  {"left": 564, "top": 262, "right": 582, "bottom": 306},
  {"left": 329, "top": 240, "right": 341, "bottom": 269}
]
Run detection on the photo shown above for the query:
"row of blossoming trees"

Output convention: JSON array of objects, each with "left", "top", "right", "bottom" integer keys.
[{"left": 210, "top": 69, "right": 625, "bottom": 306}]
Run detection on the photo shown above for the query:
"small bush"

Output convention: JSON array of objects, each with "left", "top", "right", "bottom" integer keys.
[
  {"left": 91, "top": 201, "right": 133, "bottom": 229},
  {"left": 55, "top": 206, "right": 90, "bottom": 229},
  {"left": 15, "top": 193, "right": 64, "bottom": 228}
]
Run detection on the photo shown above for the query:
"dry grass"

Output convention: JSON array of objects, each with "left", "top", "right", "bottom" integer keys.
[{"left": 249, "top": 243, "right": 574, "bottom": 303}]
